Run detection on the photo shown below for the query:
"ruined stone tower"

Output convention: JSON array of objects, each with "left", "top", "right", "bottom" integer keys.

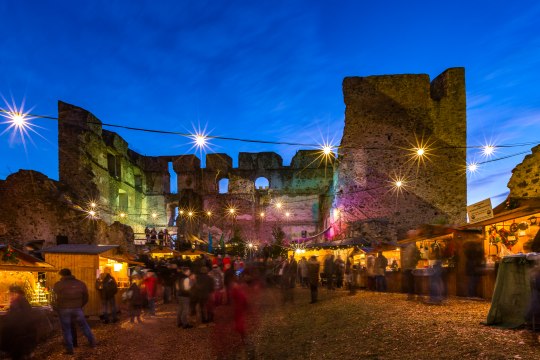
[{"left": 333, "top": 68, "right": 467, "bottom": 241}]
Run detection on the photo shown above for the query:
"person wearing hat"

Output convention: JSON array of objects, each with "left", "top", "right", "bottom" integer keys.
[
  {"left": 53, "top": 268, "right": 96, "bottom": 354},
  {"left": 0, "top": 285, "right": 38, "bottom": 359}
]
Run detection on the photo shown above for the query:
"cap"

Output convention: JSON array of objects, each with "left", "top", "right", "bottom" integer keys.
[{"left": 59, "top": 268, "right": 72, "bottom": 276}]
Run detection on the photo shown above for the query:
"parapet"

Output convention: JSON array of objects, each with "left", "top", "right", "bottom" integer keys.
[
  {"left": 238, "top": 152, "right": 283, "bottom": 170},
  {"left": 290, "top": 150, "right": 329, "bottom": 169},
  {"left": 173, "top": 155, "right": 201, "bottom": 172},
  {"left": 206, "top": 153, "right": 233, "bottom": 172}
]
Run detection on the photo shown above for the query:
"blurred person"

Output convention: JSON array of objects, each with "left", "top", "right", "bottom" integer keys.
[
  {"left": 464, "top": 241, "right": 484, "bottom": 299},
  {"left": 374, "top": 251, "right": 388, "bottom": 292},
  {"left": 307, "top": 255, "right": 320, "bottom": 304},
  {"left": 288, "top": 255, "right": 298, "bottom": 288},
  {"left": 223, "top": 263, "right": 235, "bottom": 305},
  {"left": 402, "top": 243, "right": 419, "bottom": 300},
  {"left": 428, "top": 260, "right": 445, "bottom": 304},
  {"left": 95, "top": 268, "right": 118, "bottom": 323},
  {"left": 324, "top": 254, "right": 335, "bottom": 290},
  {"left": 335, "top": 255, "right": 345, "bottom": 289},
  {"left": 298, "top": 256, "right": 308, "bottom": 288},
  {"left": 127, "top": 273, "right": 144, "bottom": 323},
  {"left": 209, "top": 264, "right": 225, "bottom": 306},
  {"left": 176, "top": 267, "right": 194, "bottom": 329},
  {"left": 231, "top": 278, "right": 248, "bottom": 342},
  {"left": 366, "top": 253, "right": 376, "bottom": 291},
  {"left": 194, "top": 266, "right": 215, "bottom": 323},
  {"left": 53, "top": 268, "right": 96, "bottom": 355},
  {"left": 0, "top": 285, "right": 38, "bottom": 360},
  {"left": 142, "top": 271, "right": 158, "bottom": 316}
]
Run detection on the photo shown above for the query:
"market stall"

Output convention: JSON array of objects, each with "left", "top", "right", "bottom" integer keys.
[
  {"left": 149, "top": 248, "right": 182, "bottom": 260},
  {"left": 398, "top": 226, "right": 483, "bottom": 298},
  {"left": 42, "top": 244, "right": 139, "bottom": 317},
  {"left": 0, "top": 245, "right": 56, "bottom": 310}
]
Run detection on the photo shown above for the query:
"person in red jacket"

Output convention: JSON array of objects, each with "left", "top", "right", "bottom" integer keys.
[{"left": 142, "top": 271, "right": 157, "bottom": 316}]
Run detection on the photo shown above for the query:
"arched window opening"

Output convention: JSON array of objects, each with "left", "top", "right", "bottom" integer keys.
[
  {"left": 255, "top": 177, "right": 269, "bottom": 190},
  {"left": 218, "top": 178, "right": 229, "bottom": 194}
]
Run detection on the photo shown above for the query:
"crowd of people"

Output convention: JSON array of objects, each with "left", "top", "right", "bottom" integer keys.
[{"left": 144, "top": 227, "right": 172, "bottom": 247}]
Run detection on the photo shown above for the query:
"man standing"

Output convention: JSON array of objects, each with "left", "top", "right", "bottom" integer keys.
[
  {"left": 53, "top": 268, "right": 96, "bottom": 355},
  {"left": 375, "top": 251, "right": 388, "bottom": 292},
  {"left": 95, "top": 268, "right": 118, "bottom": 323},
  {"left": 307, "top": 256, "right": 320, "bottom": 304},
  {"left": 176, "top": 267, "right": 194, "bottom": 329}
]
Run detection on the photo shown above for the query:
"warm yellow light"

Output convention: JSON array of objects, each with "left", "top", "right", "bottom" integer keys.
[
  {"left": 179, "top": 210, "right": 184, "bottom": 215},
  {"left": 416, "top": 148, "right": 425, "bottom": 156},
  {"left": 285, "top": 212, "right": 290, "bottom": 217},
  {"left": 206, "top": 211, "right": 212, "bottom": 216},
  {"left": 395, "top": 180, "right": 403, "bottom": 188},
  {"left": 248, "top": 243, "right": 254, "bottom": 248},
  {"left": 188, "top": 211, "right": 193, "bottom": 217},
  {"left": 228, "top": 208, "right": 236, "bottom": 214},
  {"left": 322, "top": 145, "right": 332, "bottom": 155},
  {"left": 151, "top": 213, "right": 157, "bottom": 219},
  {"left": 275, "top": 202, "right": 282, "bottom": 209},
  {"left": 467, "top": 162, "right": 479, "bottom": 173},
  {"left": 90, "top": 202, "right": 97, "bottom": 208},
  {"left": 89, "top": 210, "right": 96, "bottom": 217},
  {"left": 260, "top": 212, "right": 265, "bottom": 218},
  {"left": 119, "top": 212, "right": 126, "bottom": 218},
  {"left": 113, "top": 263, "right": 122, "bottom": 272}
]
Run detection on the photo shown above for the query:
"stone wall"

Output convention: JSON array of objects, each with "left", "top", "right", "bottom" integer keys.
[
  {"left": 0, "top": 170, "right": 134, "bottom": 252},
  {"left": 58, "top": 101, "right": 170, "bottom": 234},
  {"left": 507, "top": 144, "right": 540, "bottom": 198},
  {"left": 333, "top": 68, "right": 467, "bottom": 241}
]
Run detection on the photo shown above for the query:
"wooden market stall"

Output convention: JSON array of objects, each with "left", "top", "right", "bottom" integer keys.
[
  {"left": 398, "top": 226, "right": 484, "bottom": 298},
  {"left": 463, "top": 199, "right": 540, "bottom": 299},
  {"left": 149, "top": 248, "right": 182, "bottom": 260},
  {"left": 177, "top": 249, "right": 215, "bottom": 261},
  {"left": 42, "top": 244, "right": 138, "bottom": 317},
  {"left": 0, "top": 245, "right": 56, "bottom": 311}
]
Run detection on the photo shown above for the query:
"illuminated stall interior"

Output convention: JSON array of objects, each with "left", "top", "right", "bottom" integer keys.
[{"left": 0, "top": 245, "right": 55, "bottom": 310}]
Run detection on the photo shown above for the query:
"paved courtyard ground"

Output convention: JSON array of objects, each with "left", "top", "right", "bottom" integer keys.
[{"left": 34, "top": 287, "right": 540, "bottom": 360}]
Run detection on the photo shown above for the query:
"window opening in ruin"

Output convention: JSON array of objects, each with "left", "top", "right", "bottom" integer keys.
[
  {"left": 172, "top": 206, "right": 179, "bottom": 226},
  {"left": 168, "top": 162, "right": 177, "bottom": 194},
  {"left": 118, "top": 189, "right": 128, "bottom": 211},
  {"left": 107, "top": 153, "right": 122, "bottom": 180},
  {"left": 134, "top": 175, "right": 143, "bottom": 192},
  {"left": 255, "top": 177, "right": 270, "bottom": 190},
  {"left": 218, "top": 178, "right": 229, "bottom": 194}
]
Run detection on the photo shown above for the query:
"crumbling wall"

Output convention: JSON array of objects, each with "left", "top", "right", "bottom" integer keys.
[
  {"left": 0, "top": 170, "right": 134, "bottom": 252},
  {"left": 334, "top": 68, "right": 467, "bottom": 241},
  {"left": 507, "top": 144, "right": 540, "bottom": 198}
]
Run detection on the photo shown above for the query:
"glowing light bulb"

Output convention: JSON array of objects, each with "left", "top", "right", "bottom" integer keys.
[
  {"left": 482, "top": 145, "right": 495, "bottom": 157},
  {"left": 151, "top": 213, "right": 157, "bottom": 219},
  {"left": 119, "top": 212, "right": 126, "bottom": 218},
  {"left": 90, "top": 202, "right": 97, "bottom": 208},
  {"left": 416, "top": 148, "right": 425, "bottom": 156},
  {"left": 206, "top": 211, "right": 212, "bottom": 216},
  {"left": 89, "top": 210, "right": 96, "bottom": 217},
  {"left": 179, "top": 210, "right": 184, "bottom": 215},
  {"left": 467, "top": 162, "right": 479, "bottom": 173},
  {"left": 322, "top": 145, "right": 332, "bottom": 155},
  {"left": 188, "top": 211, "right": 193, "bottom": 217},
  {"left": 195, "top": 134, "right": 206, "bottom": 147},
  {"left": 276, "top": 202, "right": 282, "bottom": 209},
  {"left": 395, "top": 180, "right": 403, "bottom": 188},
  {"left": 285, "top": 212, "right": 290, "bottom": 217},
  {"left": 260, "top": 212, "right": 265, "bottom": 218}
]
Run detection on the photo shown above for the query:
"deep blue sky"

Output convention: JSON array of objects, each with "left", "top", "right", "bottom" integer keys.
[{"left": 1, "top": 0, "right": 539, "bottom": 206}]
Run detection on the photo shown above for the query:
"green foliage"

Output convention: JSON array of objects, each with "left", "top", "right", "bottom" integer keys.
[
  {"left": 228, "top": 226, "right": 246, "bottom": 257},
  {"left": 270, "top": 225, "right": 286, "bottom": 258}
]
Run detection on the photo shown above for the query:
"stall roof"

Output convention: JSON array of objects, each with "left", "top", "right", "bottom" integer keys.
[
  {"left": 0, "top": 245, "right": 56, "bottom": 272},
  {"left": 461, "top": 198, "right": 540, "bottom": 228},
  {"left": 41, "top": 244, "right": 119, "bottom": 254}
]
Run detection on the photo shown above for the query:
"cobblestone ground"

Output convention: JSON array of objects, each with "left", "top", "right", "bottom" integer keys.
[{"left": 34, "top": 287, "right": 540, "bottom": 360}]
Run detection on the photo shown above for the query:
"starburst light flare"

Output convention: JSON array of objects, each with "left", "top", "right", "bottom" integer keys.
[
  {"left": 388, "top": 175, "right": 408, "bottom": 196},
  {"left": 0, "top": 98, "right": 44, "bottom": 150},
  {"left": 467, "top": 162, "right": 479, "bottom": 174},
  {"left": 482, "top": 144, "right": 496, "bottom": 157}
]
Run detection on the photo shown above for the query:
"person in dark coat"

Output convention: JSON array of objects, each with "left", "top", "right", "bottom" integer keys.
[
  {"left": 324, "top": 255, "right": 335, "bottom": 290},
  {"left": 0, "top": 285, "right": 38, "bottom": 360},
  {"left": 193, "top": 267, "right": 215, "bottom": 323},
  {"left": 95, "top": 269, "right": 118, "bottom": 323},
  {"left": 127, "top": 274, "right": 144, "bottom": 323},
  {"left": 307, "top": 256, "right": 321, "bottom": 303},
  {"left": 223, "top": 263, "right": 235, "bottom": 305},
  {"left": 53, "top": 268, "right": 96, "bottom": 355}
]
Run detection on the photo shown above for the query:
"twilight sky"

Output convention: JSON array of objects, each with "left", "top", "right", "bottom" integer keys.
[{"left": 1, "top": 0, "right": 539, "bottom": 206}]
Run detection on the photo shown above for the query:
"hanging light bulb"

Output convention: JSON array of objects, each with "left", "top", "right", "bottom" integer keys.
[
  {"left": 482, "top": 144, "right": 496, "bottom": 157},
  {"left": 467, "top": 162, "right": 479, "bottom": 173}
]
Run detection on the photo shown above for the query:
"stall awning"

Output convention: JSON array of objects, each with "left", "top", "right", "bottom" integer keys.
[
  {"left": 461, "top": 200, "right": 540, "bottom": 228},
  {"left": 0, "top": 245, "right": 56, "bottom": 272}
]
